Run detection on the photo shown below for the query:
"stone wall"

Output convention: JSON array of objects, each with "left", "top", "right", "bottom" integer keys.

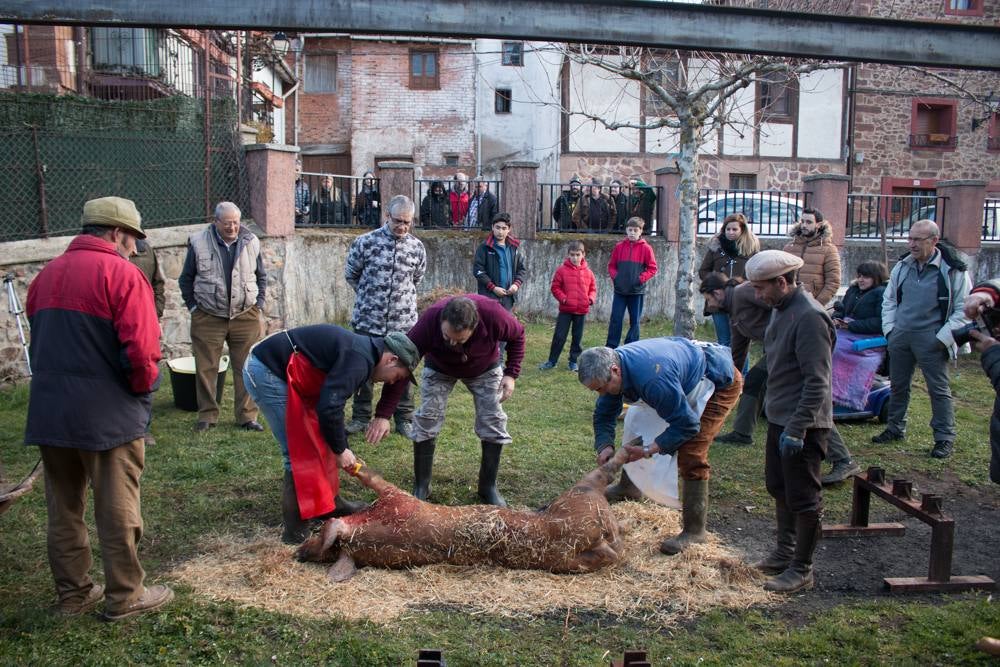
[{"left": 6, "top": 224, "right": 999, "bottom": 383}]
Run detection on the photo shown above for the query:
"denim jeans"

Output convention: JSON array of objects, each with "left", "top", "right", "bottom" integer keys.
[
  {"left": 712, "top": 312, "right": 749, "bottom": 375},
  {"left": 243, "top": 355, "right": 291, "bottom": 471},
  {"left": 606, "top": 293, "right": 644, "bottom": 348}
]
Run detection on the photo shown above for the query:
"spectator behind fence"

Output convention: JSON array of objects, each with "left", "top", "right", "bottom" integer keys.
[
  {"left": 474, "top": 213, "right": 526, "bottom": 312},
  {"left": 782, "top": 208, "right": 840, "bottom": 306},
  {"left": 354, "top": 170, "right": 381, "bottom": 227},
  {"left": 699, "top": 212, "right": 760, "bottom": 349},
  {"left": 552, "top": 177, "right": 582, "bottom": 230},
  {"left": 311, "top": 174, "right": 350, "bottom": 225},
  {"left": 468, "top": 175, "right": 498, "bottom": 230},
  {"left": 572, "top": 178, "right": 616, "bottom": 231},
  {"left": 628, "top": 176, "right": 657, "bottom": 228},
  {"left": 874, "top": 220, "right": 970, "bottom": 460},
  {"left": 129, "top": 238, "right": 166, "bottom": 446},
  {"left": 344, "top": 195, "right": 426, "bottom": 439},
  {"left": 178, "top": 201, "right": 267, "bottom": 433},
  {"left": 539, "top": 240, "right": 596, "bottom": 372},
  {"left": 609, "top": 179, "right": 629, "bottom": 232},
  {"left": 449, "top": 172, "right": 470, "bottom": 226},
  {"left": 25, "top": 196, "right": 173, "bottom": 621},
  {"left": 606, "top": 217, "right": 657, "bottom": 348},
  {"left": 832, "top": 261, "right": 889, "bottom": 335},
  {"left": 420, "top": 180, "right": 450, "bottom": 228},
  {"left": 294, "top": 160, "right": 310, "bottom": 225}
]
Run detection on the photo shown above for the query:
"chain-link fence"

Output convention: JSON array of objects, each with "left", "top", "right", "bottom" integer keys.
[{"left": 0, "top": 92, "right": 246, "bottom": 242}]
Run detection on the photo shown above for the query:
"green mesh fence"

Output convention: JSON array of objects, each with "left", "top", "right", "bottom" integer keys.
[{"left": 0, "top": 92, "right": 246, "bottom": 242}]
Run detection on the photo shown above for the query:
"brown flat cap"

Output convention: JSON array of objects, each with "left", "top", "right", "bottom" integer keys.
[
  {"left": 745, "top": 250, "right": 804, "bottom": 281},
  {"left": 82, "top": 196, "right": 146, "bottom": 239}
]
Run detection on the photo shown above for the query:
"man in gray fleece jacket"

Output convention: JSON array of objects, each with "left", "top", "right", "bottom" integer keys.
[{"left": 746, "top": 250, "right": 835, "bottom": 595}]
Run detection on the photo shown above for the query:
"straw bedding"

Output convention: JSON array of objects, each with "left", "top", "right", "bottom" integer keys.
[{"left": 170, "top": 502, "right": 773, "bottom": 626}]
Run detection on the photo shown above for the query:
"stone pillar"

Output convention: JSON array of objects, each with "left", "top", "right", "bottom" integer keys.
[
  {"left": 655, "top": 166, "right": 680, "bottom": 243},
  {"left": 244, "top": 143, "right": 299, "bottom": 237},
  {"left": 377, "top": 162, "right": 417, "bottom": 218},
  {"left": 802, "top": 174, "right": 851, "bottom": 246},
  {"left": 936, "top": 179, "right": 986, "bottom": 257},
  {"left": 502, "top": 160, "right": 539, "bottom": 240}
]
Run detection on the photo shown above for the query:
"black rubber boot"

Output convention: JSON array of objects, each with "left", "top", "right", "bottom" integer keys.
[
  {"left": 605, "top": 468, "right": 644, "bottom": 503},
  {"left": 332, "top": 495, "right": 369, "bottom": 517},
  {"left": 412, "top": 439, "right": 436, "bottom": 500},
  {"left": 764, "top": 510, "right": 821, "bottom": 593},
  {"left": 281, "top": 470, "right": 310, "bottom": 545},
  {"left": 477, "top": 441, "right": 508, "bottom": 507},
  {"left": 659, "top": 479, "right": 709, "bottom": 555},
  {"left": 752, "top": 499, "right": 796, "bottom": 574}
]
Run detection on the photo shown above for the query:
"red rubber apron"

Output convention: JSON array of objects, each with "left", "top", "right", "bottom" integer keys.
[{"left": 284, "top": 351, "right": 340, "bottom": 520}]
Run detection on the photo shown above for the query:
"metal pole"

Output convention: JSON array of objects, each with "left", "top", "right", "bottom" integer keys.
[
  {"left": 30, "top": 126, "right": 49, "bottom": 238},
  {"left": 203, "top": 30, "right": 212, "bottom": 221}
]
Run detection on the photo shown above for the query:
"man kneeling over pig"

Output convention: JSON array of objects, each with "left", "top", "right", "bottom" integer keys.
[
  {"left": 296, "top": 447, "right": 632, "bottom": 579},
  {"left": 577, "top": 338, "right": 742, "bottom": 555},
  {"left": 244, "top": 325, "right": 420, "bottom": 543}
]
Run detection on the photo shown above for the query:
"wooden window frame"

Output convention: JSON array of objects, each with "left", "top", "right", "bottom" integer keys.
[
  {"left": 756, "top": 71, "right": 798, "bottom": 123},
  {"left": 988, "top": 112, "right": 1000, "bottom": 152},
  {"left": 909, "top": 98, "right": 958, "bottom": 151},
  {"left": 409, "top": 49, "right": 440, "bottom": 90},
  {"left": 495, "top": 88, "right": 512, "bottom": 114},
  {"left": 501, "top": 41, "right": 524, "bottom": 67},
  {"left": 304, "top": 52, "right": 337, "bottom": 93},
  {"left": 944, "top": 0, "right": 984, "bottom": 16}
]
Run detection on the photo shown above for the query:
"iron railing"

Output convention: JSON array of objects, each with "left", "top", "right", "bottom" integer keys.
[
  {"left": 537, "top": 182, "right": 661, "bottom": 235},
  {"left": 294, "top": 173, "right": 382, "bottom": 228},
  {"left": 984, "top": 198, "right": 1000, "bottom": 241},
  {"left": 909, "top": 133, "right": 958, "bottom": 149},
  {"left": 696, "top": 189, "right": 807, "bottom": 237},
  {"left": 846, "top": 193, "right": 947, "bottom": 239},
  {"left": 414, "top": 178, "right": 503, "bottom": 230}
]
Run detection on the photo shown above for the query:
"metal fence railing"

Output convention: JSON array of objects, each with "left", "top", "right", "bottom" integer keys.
[
  {"left": 846, "top": 193, "right": 947, "bottom": 240},
  {"left": 537, "top": 182, "right": 661, "bottom": 235},
  {"left": 0, "top": 91, "right": 246, "bottom": 243},
  {"left": 696, "top": 189, "right": 807, "bottom": 238},
  {"left": 414, "top": 178, "right": 503, "bottom": 230},
  {"left": 984, "top": 198, "right": 1000, "bottom": 241},
  {"left": 294, "top": 173, "right": 381, "bottom": 228}
]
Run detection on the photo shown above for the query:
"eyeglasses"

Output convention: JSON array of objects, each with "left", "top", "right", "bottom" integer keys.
[
  {"left": 390, "top": 216, "right": 413, "bottom": 225},
  {"left": 907, "top": 235, "right": 934, "bottom": 242}
]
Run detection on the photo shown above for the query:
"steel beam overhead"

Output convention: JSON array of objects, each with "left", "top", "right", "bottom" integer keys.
[{"left": 3, "top": 0, "right": 999, "bottom": 70}]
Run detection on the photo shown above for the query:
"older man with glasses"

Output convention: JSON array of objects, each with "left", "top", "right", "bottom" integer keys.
[
  {"left": 344, "top": 195, "right": 427, "bottom": 439},
  {"left": 875, "top": 219, "right": 971, "bottom": 459}
]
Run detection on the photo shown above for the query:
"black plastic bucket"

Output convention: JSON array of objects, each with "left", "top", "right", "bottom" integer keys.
[{"left": 167, "top": 355, "right": 229, "bottom": 412}]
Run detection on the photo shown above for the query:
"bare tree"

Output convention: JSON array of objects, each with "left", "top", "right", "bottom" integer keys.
[{"left": 551, "top": 43, "right": 847, "bottom": 336}]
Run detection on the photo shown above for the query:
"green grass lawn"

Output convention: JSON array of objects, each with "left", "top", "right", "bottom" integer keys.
[{"left": 1, "top": 320, "right": 998, "bottom": 665}]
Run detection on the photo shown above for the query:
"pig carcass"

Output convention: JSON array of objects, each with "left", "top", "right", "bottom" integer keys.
[{"left": 296, "top": 448, "right": 631, "bottom": 581}]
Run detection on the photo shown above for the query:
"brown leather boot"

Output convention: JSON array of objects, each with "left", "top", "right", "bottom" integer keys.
[
  {"left": 764, "top": 510, "right": 821, "bottom": 593},
  {"left": 752, "top": 499, "right": 796, "bottom": 575}
]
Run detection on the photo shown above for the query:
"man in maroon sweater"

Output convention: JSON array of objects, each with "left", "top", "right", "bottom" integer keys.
[{"left": 373, "top": 294, "right": 525, "bottom": 506}]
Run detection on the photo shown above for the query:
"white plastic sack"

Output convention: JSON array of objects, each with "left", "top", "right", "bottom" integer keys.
[{"left": 622, "top": 378, "right": 715, "bottom": 507}]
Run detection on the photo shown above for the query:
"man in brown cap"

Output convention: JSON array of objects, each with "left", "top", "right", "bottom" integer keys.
[
  {"left": 25, "top": 196, "right": 173, "bottom": 620},
  {"left": 745, "top": 249, "right": 835, "bottom": 594}
]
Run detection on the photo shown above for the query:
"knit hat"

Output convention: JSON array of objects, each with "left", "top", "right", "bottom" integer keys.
[
  {"left": 744, "top": 250, "right": 803, "bottom": 281},
  {"left": 383, "top": 332, "right": 421, "bottom": 385},
  {"left": 569, "top": 176, "right": 582, "bottom": 186},
  {"left": 82, "top": 196, "right": 146, "bottom": 239},
  {"left": 591, "top": 177, "right": 603, "bottom": 186}
]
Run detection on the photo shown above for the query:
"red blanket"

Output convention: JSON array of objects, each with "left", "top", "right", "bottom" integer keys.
[{"left": 285, "top": 352, "right": 340, "bottom": 519}]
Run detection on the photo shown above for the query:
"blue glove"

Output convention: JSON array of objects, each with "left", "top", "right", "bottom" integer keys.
[{"left": 779, "top": 432, "right": 804, "bottom": 457}]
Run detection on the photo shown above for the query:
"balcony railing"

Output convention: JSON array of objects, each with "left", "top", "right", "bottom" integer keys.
[{"left": 909, "top": 133, "right": 957, "bottom": 148}]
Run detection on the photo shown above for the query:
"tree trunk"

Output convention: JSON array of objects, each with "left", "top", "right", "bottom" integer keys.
[{"left": 671, "top": 115, "right": 703, "bottom": 338}]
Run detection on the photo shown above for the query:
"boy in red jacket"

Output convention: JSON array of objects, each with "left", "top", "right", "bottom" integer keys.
[
  {"left": 607, "top": 217, "right": 658, "bottom": 347},
  {"left": 540, "top": 240, "right": 597, "bottom": 372}
]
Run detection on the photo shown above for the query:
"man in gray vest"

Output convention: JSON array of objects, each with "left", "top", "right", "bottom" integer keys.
[
  {"left": 179, "top": 202, "right": 267, "bottom": 432},
  {"left": 874, "top": 219, "right": 970, "bottom": 459}
]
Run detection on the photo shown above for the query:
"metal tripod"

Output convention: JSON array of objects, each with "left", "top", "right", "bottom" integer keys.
[{"left": 4, "top": 272, "right": 31, "bottom": 377}]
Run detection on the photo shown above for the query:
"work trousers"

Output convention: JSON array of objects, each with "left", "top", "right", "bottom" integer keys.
[
  {"left": 40, "top": 439, "right": 146, "bottom": 612},
  {"left": 606, "top": 293, "right": 644, "bottom": 348},
  {"left": 764, "top": 422, "right": 827, "bottom": 514},
  {"left": 190, "top": 306, "right": 261, "bottom": 424},
  {"left": 676, "top": 370, "right": 743, "bottom": 480},
  {"left": 547, "top": 312, "right": 586, "bottom": 364},
  {"left": 349, "top": 328, "right": 414, "bottom": 424},
  {"left": 412, "top": 365, "right": 511, "bottom": 444},
  {"left": 886, "top": 328, "right": 955, "bottom": 442}
]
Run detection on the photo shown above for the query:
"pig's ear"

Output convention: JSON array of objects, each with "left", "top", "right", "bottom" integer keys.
[{"left": 327, "top": 553, "right": 357, "bottom": 582}]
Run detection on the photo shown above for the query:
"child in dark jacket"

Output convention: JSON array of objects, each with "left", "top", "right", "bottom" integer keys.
[
  {"left": 540, "top": 241, "right": 597, "bottom": 371},
  {"left": 606, "top": 217, "right": 658, "bottom": 348}
]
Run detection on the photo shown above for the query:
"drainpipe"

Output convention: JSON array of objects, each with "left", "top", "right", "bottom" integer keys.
[
  {"left": 473, "top": 40, "right": 481, "bottom": 178},
  {"left": 294, "top": 41, "right": 301, "bottom": 146},
  {"left": 845, "top": 64, "right": 857, "bottom": 181}
]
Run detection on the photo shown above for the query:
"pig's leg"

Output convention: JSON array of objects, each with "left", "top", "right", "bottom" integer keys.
[
  {"left": 574, "top": 446, "right": 631, "bottom": 493},
  {"left": 327, "top": 552, "right": 358, "bottom": 582},
  {"left": 349, "top": 464, "right": 398, "bottom": 498},
  {"left": 551, "top": 541, "right": 621, "bottom": 573}
]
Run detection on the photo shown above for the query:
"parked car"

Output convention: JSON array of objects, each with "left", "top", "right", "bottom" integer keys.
[
  {"left": 696, "top": 192, "right": 803, "bottom": 237},
  {"left": 890, "top": 202, "right": 999, "bottom": 240}
]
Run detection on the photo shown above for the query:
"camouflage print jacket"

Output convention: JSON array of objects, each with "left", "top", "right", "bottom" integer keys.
[{"left": 345, "top": 223, "right": 427, "bottom": 336}]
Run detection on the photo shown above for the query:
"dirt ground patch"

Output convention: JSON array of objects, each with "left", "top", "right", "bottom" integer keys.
[{"left": 712, "top": 471, "right": 1000, "bottom": 624}]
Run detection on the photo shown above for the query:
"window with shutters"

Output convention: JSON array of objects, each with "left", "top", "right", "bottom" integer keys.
[
  {"left": 909, "top": 99, "right": 957, "bottom": 150},
  {"left": 305, "top": 53, "right": 336, "bottom": 93}
]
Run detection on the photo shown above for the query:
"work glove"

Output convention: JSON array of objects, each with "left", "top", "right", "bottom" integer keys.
[{"left": 778, "top": 432, "right": 804, "bottom": 458}]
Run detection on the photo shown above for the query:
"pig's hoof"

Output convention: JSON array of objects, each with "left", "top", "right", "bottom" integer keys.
[{"left": 327, "top": 554, "right": 357, "bottom": 582}]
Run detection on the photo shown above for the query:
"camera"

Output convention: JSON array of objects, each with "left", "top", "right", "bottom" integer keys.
[{"left": 953, "top": 308, "right": 1000, "bottom": 346}]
